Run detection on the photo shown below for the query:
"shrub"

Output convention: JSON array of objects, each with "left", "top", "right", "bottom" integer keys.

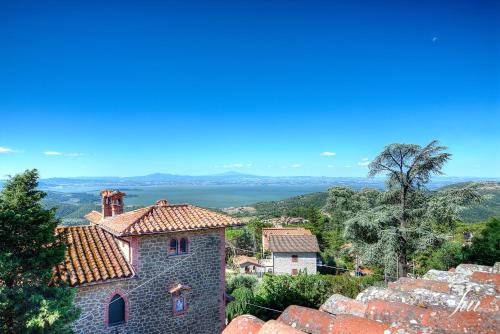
[
  {"left": 226, "top": 287, "right": 256, "bottom": 321},
  {"left": 226, "top": 274, "right": 258, "bottom": 294}
]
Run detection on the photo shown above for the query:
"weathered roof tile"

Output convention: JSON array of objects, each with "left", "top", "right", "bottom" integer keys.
[
  {"left": 278, "top": 305, "right": 337, "bottom": 334},
  {"left": 54, "top": 225, "right": 133, "bottom": 287},
  {"left": 223, "top": 315, "right": 264, "bottom": 334},
  {"left": 320, "top": 294, "right": 367, "bottom": 318}
]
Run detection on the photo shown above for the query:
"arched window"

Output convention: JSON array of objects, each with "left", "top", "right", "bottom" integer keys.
[
  {"left": 179, "top": 238, "right": 188, "bottom": 254},
  {"left": 108, "top": 294, "right": 125, "bottom": 326},
  {"left": 169, "top": 239, "right": 178, "bottom": 255}
]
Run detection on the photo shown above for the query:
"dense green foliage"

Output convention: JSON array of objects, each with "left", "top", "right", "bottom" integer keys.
[
  {"left": 226, "top": 274, "right": 259, "bottom": 294},
  {"left": 225, "top": 272, "right": 382, "bottom": 321},
  {"left": 0, "top": 170, "right": 79, "bottom": 333},
  {"left": 225, "top": 219, "right": 273, "bottom": 259},
  {"left": 226, "top": 287, "right": 258, "bottom": 321},
  {"left": 464, "top": 217, "right": 500, "bottom": 266}
]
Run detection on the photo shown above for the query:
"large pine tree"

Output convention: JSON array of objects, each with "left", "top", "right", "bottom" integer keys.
[
  {"left": 330, "top": 141, "right": 482, "bottom": 279},
  {"left": 0, "top": 169, "right": 79, "bottom": 333}
]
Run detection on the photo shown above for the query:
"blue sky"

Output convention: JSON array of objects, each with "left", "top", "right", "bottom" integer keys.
[{"left": 0, "top": 0, "right": 499, "bottom": 178}]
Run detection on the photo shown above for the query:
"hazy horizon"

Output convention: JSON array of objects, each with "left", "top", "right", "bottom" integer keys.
[{"left": 1, "top": 170, "right": 500, "bottom": 181}]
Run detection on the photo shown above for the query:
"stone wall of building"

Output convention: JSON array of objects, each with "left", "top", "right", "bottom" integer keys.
[
  {"left": 272, "top": 252, "right": 317, "bottom": 275},
  {"left": 72, "top": 228, "right": 225, "bottom": 334}
]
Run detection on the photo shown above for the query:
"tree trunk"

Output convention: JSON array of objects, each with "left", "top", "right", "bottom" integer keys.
[
  {"left": 398, "top": 184, "right": 409, "bottom": 278},
  {"left": 397, "top": 240, "right": 408, "bottom": 278}
]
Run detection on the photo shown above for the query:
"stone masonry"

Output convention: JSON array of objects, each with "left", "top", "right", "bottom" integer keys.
[{"left": 72, "top": 229, "right": 225, "bottom": 334}]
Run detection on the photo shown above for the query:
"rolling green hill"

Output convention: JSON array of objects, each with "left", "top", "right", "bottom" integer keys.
[{"left": 252, "top": 191, "right": 329, "bottom": 218}]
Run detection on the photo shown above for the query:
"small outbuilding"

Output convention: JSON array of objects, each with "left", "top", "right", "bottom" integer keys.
[{"left": 233, "top": 255, "right": 261, "bottom": 274}]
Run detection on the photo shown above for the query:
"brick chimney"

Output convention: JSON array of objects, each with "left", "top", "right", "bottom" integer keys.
[{"left": 101, "top": 190, "right": 125, "bottom": 218}]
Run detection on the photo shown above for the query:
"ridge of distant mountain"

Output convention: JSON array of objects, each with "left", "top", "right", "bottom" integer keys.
[{"left": 1, "top": 172, "right": 498, "bottom": 191}]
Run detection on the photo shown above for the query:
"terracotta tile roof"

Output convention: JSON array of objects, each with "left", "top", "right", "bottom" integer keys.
[
  {"left": 268, "top": 234, "right": 320, "bottom": 253},
  {"left": 262, "top": 228, "right": 312, "bottom": 250},
  {"left": 233, "top": 255, "right": 261, "bottom": 267},
  {"left": 91, "top": 202, "right": 241, "bottom": 236},
  {"left": 223, "top": 262, "right": 500, "bottom": 334},
  {"left": 84, "top": 210, "right": 102, "bottom": 224},
  {"left": 53, "top": 225, "right": 134, "bottom": 287}
]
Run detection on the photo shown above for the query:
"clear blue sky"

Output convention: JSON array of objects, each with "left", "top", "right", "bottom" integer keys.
[{"left": 1, "top": 0, "right": 499, "bottom": 178}]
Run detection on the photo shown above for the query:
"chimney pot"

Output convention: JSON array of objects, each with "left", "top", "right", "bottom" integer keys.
[
  {"left": 101, "top": 190, "right": 125, "bottom": 218},
  {"left": 156, "top": 199, "right": 169, "bottom": 207}
]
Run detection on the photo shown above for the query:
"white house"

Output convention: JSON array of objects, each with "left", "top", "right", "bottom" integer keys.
[
  {"left": 268, "top": 234, "right": 320, "bottom": 275},
  {"left": 261, "top": 228, "right": 319, "bottom": 275}
]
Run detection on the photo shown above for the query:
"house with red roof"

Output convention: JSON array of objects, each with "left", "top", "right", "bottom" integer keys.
[{"left": 55, "top": 190, "right": 240, "bottom": 333}]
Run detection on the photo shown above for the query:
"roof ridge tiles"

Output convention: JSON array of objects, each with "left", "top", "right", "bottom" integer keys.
[{"left": 92, "top": 201, "right": 240, "bottom": 236}]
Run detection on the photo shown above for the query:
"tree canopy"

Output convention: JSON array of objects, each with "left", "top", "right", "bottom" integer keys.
[
  {"left": 327, "top": 141, "right": 482, "bottom": 278},
  {"left": 0, "top": 169, "right": 79, "bottom": 333}
]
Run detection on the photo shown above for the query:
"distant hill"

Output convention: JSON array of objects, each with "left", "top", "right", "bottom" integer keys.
[{"left": 3, "top": 172, "right": 495, "bottom": 191}]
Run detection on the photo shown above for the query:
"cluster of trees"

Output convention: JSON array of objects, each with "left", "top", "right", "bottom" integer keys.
[
  {"left": 414, "top": 217, "right": 499, "bottom": 273},
  {"left": 324, "top": 141, "right": 496, "bottom": 278}
]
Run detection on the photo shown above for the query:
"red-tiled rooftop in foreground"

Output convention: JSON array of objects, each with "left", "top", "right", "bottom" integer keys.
[
  {"left": 223, "top": 262, "right": 500, "bottom": 334},
  {"left": 53, "top": 225, "right": 134, "bottom": 287},
  {"left": 88, "top": 200, "right": 241, "bottom": 236}
]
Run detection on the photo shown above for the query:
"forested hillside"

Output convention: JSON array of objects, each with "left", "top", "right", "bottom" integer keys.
[{"left": 252, "top": 191, "right": 328, "bottom": 217}]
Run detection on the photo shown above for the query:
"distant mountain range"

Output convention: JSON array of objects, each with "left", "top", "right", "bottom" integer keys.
[{"left": 1, "top": 171, "right": 497, "bottom": 191}]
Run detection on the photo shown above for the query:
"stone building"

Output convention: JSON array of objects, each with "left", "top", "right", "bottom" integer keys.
[
  {"left": 54, "top": 190, "right": 240, "bottom": 334},
  {"left": 261, "top": 228, "right": 319, "bottom": 275}
]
